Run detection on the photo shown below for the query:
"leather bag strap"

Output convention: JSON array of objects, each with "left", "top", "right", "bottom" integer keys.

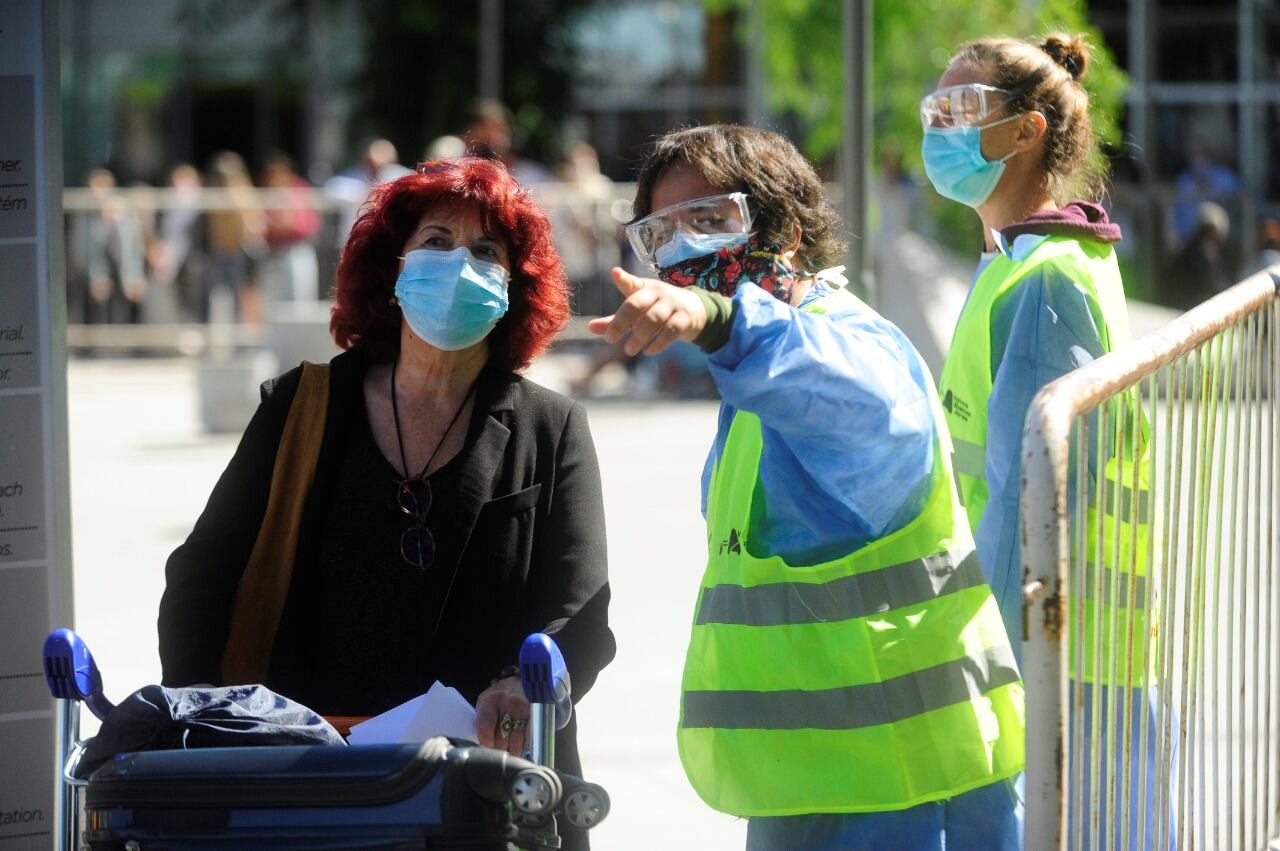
[{"left": 220, "top": 361, "right": 330, "bottom": 685}]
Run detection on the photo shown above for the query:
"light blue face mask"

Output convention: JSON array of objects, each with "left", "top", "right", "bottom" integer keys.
[
  {"left": 394, "top": 247, "right": 510, "bottom": 351},
  {"left": 654, "top": 230, "right": 749, "bottom": 269},
  {"left": 921, "top": 114, "right": 1022, "bottom": 208}
]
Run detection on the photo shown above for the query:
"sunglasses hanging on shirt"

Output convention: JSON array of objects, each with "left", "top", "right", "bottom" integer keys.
[{"left": 389, "top": 360, "right": 477, "bottom": 570}]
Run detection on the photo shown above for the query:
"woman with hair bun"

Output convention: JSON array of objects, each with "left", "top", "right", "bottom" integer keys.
[{"left": 925, "top": 34, "right": 1166, "bottom": 848}]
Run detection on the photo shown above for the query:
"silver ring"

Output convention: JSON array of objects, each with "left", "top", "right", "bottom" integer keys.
[
  {"left": 499, "top": 712, "right": 513, "bottom": 738},
  {"left": 511, "top": 719, "right": 528, "bottom": 731}
]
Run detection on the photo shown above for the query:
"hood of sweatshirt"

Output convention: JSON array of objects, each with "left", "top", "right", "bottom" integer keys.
[{"left": 999, "top": 200, "right": 1123, "bottom": 245}]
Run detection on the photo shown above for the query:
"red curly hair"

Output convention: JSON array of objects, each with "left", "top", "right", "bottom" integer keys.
[{"left": 330, "top": 157, "right": 569, "bottom": 371}]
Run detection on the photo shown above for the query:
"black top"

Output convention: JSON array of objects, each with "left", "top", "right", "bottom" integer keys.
[
  {"left": 158, "top": 347, "right": 615, "bottom": 787},
  {"left": 310, "top": 405, "right": 466, "bottom": 712}
]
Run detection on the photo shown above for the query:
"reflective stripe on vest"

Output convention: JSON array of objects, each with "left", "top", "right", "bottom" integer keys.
[
  {"left": 695, "top": 548, "right": 985, "bottom": 626},
  {"left": 953, "top": 438, "right": 1150, "bottom": 521},
  {"left": 937, "top": 236, "right": 1154, "bottom": 685},
  {"left": 677, "top": 287, "right": 1025, "bottom": 817},
  {"left": 952, "top": 437, "right": 986, "bottom": 480},
  {"left": 683, "top": 642, "right": 1021, "bottom": 730}
]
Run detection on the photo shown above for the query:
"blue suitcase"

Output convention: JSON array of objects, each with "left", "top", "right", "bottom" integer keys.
[
  {"left": 81, "top": 737, "right": 591, "bottom": 850},
  {"left": 45, "top": 629, "right": 609, "bottom": 851}
]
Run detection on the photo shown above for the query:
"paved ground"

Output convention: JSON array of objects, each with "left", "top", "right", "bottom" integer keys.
[{"left": 66, "top": 354, "right": 747, "bottom": 850}]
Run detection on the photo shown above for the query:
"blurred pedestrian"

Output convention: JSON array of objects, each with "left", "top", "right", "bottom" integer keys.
[
  {"left": 205, "top": 151, "right": 266, "bottom": 324},
  {"left": 425, "top": 134, "right": 466, "bottom": 161},
  {"left": 148, "top": 163, "right": 206, "bottom": 322},
  {"left": 323, "top": 138, "right": 413, "bottom": 243},
  {"left": 1165, "top": 201, "right": 1230, "bottom": 309},
  {"left": 592, "top": 124, "right": 1024, "bottom": 850},
  {"left": 924, "top": 32, "right": 1162, "bottom": 848},
  {"left": 67, "top": 168, "right": 148, "bottom": 325},
  {"left": 261, "top": 153, "right": 322, "bottom": 303},
  {"left": 1172, "top": 143, "right": 1240, "bottom": 246},
  {"left": 461, "top": 98, "right": 551, "bottom": 186},
  {"left": 553, "top": 143, "right": 616, "bottom": 314},
  {"left": 1255, "top": 215, "right": 1280, "bottom": 273}
]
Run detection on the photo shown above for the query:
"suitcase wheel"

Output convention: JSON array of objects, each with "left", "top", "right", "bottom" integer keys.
[
  {"left": 509, "top": 765, "right": 561, "bottom": 817},
  {"left": 561, "top": 783, "right": 611, "bottom": 830}
]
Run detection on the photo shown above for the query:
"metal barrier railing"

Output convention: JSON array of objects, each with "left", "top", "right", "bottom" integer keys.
[{"left": 1022, "top": 266, "right": 1280, "bottom": 850}]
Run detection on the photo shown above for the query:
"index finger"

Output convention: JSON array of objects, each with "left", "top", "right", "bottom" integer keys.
[
  {"left": 601, "top": 288, "right": 659, "bottom": 344},
  {"left": 587, "top": 315, "right": 615, "bottom": 336},
  {"left": 611, "top": 266, "right": 647, "bottom": 297}
]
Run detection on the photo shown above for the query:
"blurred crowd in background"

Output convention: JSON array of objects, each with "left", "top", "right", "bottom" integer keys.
[
  {"left": 65, "top": 122, "right": 1280, "bottom": 331},
  {"left": 65, "top": 101, "right": 631, "bottom": 329},
  {"left": 57, "top": 0, "right": 1280, "bottom": 399}
]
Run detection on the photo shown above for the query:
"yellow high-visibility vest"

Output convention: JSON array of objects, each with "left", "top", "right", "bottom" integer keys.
[
  {"left": 937, "top": 235, "right": 1154, "bottom": 685},
  {"left": 677, "top": 288, "right": 1025, "bottom": 816}
]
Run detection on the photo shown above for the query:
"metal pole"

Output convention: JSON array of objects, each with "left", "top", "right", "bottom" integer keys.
[
  {"left": 840, "top": 0, "right": 873, "bottom": 305},
  {"left": 55, "top": 700, "right": 77, "bottom": 851},
  {"left": 528, "top": 703, "right": 555, "bottom": 768},
  {"left": 1238, "top": 0, "right": 1259, "bottom": 273},
  {"left": 478, "top": 0, "right": 502, "bottom": 101},
  {"left": 746, "top": 0, "right": 768, "bottom": 127},
  {"left": 1127, "top": 0, "right": 1157, "bottom": 300}
]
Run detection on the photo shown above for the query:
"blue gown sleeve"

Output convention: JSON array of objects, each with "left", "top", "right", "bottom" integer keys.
[
  {"left": 976, "top": 263, "right": 1107, "bottom": 643},
  {"left": 701, "top": 282, "right": 936, "bottom": 565}
]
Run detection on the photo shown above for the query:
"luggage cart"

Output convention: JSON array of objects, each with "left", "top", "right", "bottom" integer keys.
[{"left": 44, "top": 629, "right": 608, "bottom": 850}]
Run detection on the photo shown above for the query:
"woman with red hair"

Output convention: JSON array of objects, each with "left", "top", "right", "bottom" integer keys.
[{"left": 159, "top": 159, "right": 615, "bottom": 836}]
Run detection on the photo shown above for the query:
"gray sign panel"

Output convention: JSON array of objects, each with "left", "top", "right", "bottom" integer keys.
[
  {"left": 0, "top": 76, "right": 35, "bottom": 240},
  {"left": 0, "top": 715, "right": 56, "bottom": 849},
  {"left": 0, "top": 243, "right": 39, "bottom": 389},
  {"left": 0, "top": 4, "right": 69, "bottom": 849},
  {"left": 0, "top": 395, "right": 46, "bottom": 564},
  {"left": 0, "top": 566, "right": 49, "bottom": 714}
]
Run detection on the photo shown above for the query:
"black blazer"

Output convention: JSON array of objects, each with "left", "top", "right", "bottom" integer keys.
[{"left": 159, "top": 347, "right": 615, "bottom": 780}]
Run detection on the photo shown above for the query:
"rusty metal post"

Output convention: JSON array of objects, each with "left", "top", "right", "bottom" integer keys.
[{"left": 1022, "top": 392, "right": 1073, "bottom": 850}]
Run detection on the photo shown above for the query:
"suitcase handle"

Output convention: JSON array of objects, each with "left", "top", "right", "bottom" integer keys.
[{"left": 519, "top": 633, "right": 572, "bottom": 769}]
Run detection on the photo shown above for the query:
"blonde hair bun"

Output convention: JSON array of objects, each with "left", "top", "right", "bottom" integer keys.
[{"left": 1040, "top": 33, "right": 1090, "bottom": 81}]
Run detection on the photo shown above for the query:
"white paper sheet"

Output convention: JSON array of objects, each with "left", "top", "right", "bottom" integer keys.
[{"left": 346, "top": 681, "right": 478, "bottom": 745}]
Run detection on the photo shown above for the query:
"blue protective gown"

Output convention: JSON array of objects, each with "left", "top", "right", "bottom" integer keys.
[
  {"left": 971, "top": 233, "right": 1108, "bottom": 650},
  {"left": 697, "top": 278, "right": 1022, "bottom": 851}
]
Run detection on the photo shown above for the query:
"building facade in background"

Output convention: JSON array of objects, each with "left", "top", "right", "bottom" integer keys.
[
  {"left": 60, "top": 0, "right": 754, "bottom": 186},
  {"left": 1092, "top": 0, "right": 1280, "bottom": 301},
  {"left": 60, "top": 0, "right": 1279, "bottom": 311}
]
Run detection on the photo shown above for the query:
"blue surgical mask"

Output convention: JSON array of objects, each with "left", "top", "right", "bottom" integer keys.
[
  {"left": 654, "top": 230, "right": 749, "bottom": 269},
  {"left": 921, "top": 114, "right": 1021, "bottom": 208},
  {"left": 394, "top": 247, "right": 510, "bottom": 351}
]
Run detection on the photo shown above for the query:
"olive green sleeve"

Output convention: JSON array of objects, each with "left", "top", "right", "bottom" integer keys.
[{"left": 690, "top": 288, "right": 736, "bottom": 353}]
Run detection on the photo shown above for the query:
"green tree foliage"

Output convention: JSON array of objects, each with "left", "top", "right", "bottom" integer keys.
[{"left": 708, "top": 0, "right": 1129, "bottom": 249}]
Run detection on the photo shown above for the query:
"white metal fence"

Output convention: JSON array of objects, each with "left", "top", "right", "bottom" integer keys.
[{"left": 1022, "top": 267, "right": 1280, "bottom": 850}]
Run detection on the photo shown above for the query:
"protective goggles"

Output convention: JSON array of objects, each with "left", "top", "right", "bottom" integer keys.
[
  {"left": 919, "top": 83, "right": 1012, "bottom": 129},
  {"left": 626, "top": 192, "right": 752, "bottom": 268}
]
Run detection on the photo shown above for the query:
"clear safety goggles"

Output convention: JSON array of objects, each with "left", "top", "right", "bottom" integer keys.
[
  {"left": 626, "top": 192, "right": 753, "bottom": 268},
  {"left": 919, "top": 83, "right": 1012, "bottom": 129}
]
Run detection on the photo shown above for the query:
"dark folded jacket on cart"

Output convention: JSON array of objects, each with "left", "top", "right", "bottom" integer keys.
[{"left": 77, "top": 684, "right": 344, "bottom": 778}]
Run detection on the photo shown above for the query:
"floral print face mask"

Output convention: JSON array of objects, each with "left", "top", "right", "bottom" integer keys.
[{"left": 656, "top": 235, "right": 801, "bottom": 302}]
